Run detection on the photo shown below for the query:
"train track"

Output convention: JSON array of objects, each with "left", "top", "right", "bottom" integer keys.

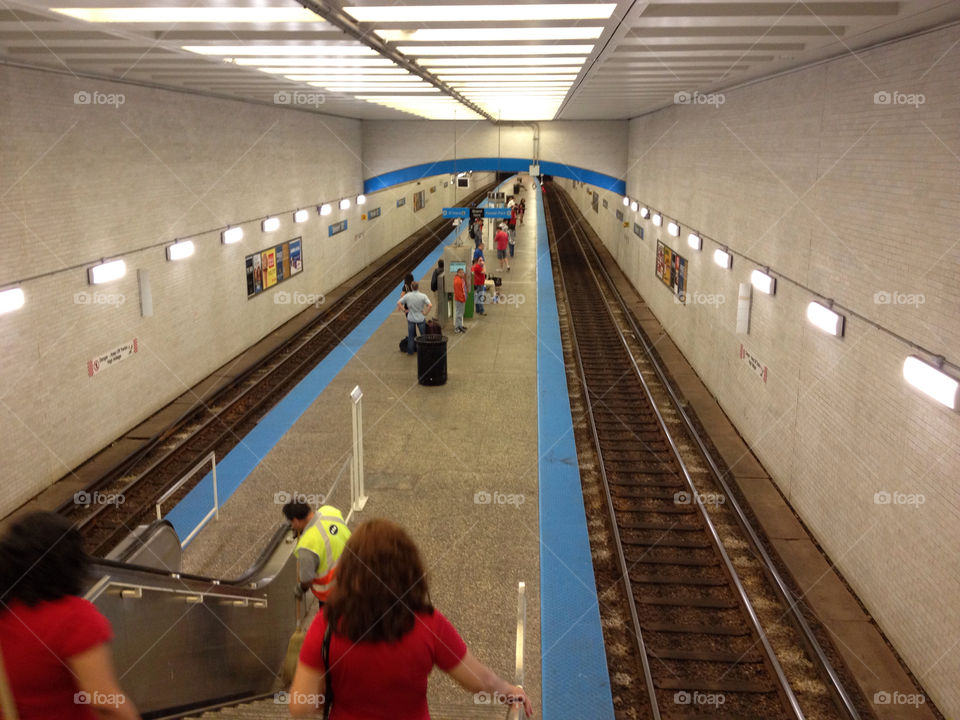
[
  {"left": 544, "top": 183, "right": 863, "bottom": 720},
  {"left": 59, "top": 184, "right": 493, "bottom": 556}
]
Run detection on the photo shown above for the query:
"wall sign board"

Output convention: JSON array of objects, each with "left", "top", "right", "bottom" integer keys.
[
  {"left": 246, "top": 237, "right": 302, "bottom": 298},
  {"left": 328, "top": 220, "right": 348, "bottom": 237},
  {"left": 655, "top": 240, "right": 687, "bottom": 302}
]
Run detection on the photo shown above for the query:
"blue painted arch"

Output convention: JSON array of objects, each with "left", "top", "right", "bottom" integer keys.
[{"left": 364, "top": 157, "right": 626, "bottom": 195}]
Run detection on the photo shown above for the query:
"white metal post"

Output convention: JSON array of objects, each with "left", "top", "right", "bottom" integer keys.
[{"left": 350, "top": 386, "right": 368, "bottom": 512}]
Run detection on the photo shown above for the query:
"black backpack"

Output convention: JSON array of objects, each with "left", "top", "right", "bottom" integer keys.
[{"left": 430, "top": 268, "right": 440, "bottom": 292}]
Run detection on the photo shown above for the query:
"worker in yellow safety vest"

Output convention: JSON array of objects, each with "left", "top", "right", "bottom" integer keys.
[{"left": 282, "top": 501, "right": 351, "bottom": 602}]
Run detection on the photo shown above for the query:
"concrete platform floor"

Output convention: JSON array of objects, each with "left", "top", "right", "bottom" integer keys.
[{"left": 183, "top": 186, "right": 542, "bottom": 715}]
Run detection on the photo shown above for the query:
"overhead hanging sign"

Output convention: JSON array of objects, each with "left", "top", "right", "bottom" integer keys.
[
  {"left": 443, "top": 207, "right": 469, "bottom": 219},
  {"left": 484, "top": 207, "right": 512, "bottom": 219},
  {"left": 88, "top": 338, "right": 138, "bottom": 378},
  {"left": 448, "top": 207, "right": 512, "bottom": 219}
]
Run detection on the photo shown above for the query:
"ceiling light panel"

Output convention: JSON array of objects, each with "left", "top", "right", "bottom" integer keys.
[
  {"left": 230, "top": 58, "right": 395, "bottom": 66},
  {"left": 53, "top": 7, "right": 328, "bottom": 23},
  {"left": 422, "top": 56, "right": 588, "bottom": 67},
  {"left": 380, "top": 28, "right": 603, "bottom": 42},
  {"left": 345, "top": 4, "right": 616, "bottom": 22},
  {"left": 183, "top": 45, "right": 378, "bottom": 56},
  {"left": 400, "top": 44, "right": 595, "bottom": 56}
]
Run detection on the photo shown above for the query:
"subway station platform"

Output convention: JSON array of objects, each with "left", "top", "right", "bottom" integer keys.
[{"left": 175, "top": 177, "right": 616, "bottom": 720}]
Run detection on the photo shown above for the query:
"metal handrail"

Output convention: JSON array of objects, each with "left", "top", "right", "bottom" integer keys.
[
  {"left": 155, "top": 451, "right": 218, "bottom": 547},
  {"left": 505, "top": 581, "right": 526, "bottom": 720}
]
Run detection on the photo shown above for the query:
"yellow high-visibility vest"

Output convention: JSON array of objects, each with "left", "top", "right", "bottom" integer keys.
[{"left": 295, "top": 505, "right": 350, "bottom": 600}]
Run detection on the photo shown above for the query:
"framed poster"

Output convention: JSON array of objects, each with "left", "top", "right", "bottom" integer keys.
[
  {"left": 633, "top": 223, "right": 643, "bottom": 239},
  {"left": 602, "top": 198, "right": 608, "bottom": 209},
  {"left": 616, "top": 209, "right": 624, "bottom": 221},
  {"left": 592, "top": 192, "right": 599, "bottom": 213},
  {"left": 397, "top": 196, "right": 406, "bottom": 208},
  {"left": 413, "top": 190, "right": 425, "bottom": 212},
  {"left": 245, "top": 238, "right": 303, "bottom": 298},
  {"left": 655, "top": 240, "right": 688, "bottom": 302}
]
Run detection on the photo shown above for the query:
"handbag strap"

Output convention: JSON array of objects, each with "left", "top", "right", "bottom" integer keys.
[
  {"left": 321, "top": 622, "right": 333, "bottom": 720},
  {"left": 0, "top": 639, "right": 21, "bottom": 720}
]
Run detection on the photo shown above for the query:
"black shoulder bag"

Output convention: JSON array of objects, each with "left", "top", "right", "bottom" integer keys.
[{"left": 321, "top": 623, "right": 333, "bottom": 720}]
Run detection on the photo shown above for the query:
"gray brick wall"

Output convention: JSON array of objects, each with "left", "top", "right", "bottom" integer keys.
[{"left": 562, "top": 22, "right": 960, "bottom": 718}]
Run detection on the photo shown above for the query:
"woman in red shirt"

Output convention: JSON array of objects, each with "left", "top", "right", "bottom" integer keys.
[
  {"left": 290, "top": 519, "right": 532, "bottom": 719},
  {"left": 0, "top": 512, "right": 139, "bottom": 720}
]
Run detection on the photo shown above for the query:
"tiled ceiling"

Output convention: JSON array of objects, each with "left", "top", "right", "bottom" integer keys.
[{"left": 1, "top": 0, "right": 958, "bottom": 121}]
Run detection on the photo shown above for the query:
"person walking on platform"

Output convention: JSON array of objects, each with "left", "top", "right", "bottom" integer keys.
[
  {"left": 283, "top": 502, "right": 351, "bottom": 603},
  {"left": 289, "top": 519, "right": 533, "bottom": 719},
  {"left": 0, "top": 512, "right": 141, "bottom": 720},
  {"left": 472, "top": 257, "right": 486, "bottom": 315},
  {"left": 472, "top": 241, "right": 484, "bottom": 264},
  {"left": 430, "top": 259, "right": 445, "bottom": 321},
  {"left": 453, "top": 267, "right": 467, "bottom": 333},
  {"left": 495, "top": 224, "right": 510, "bottom": 272},
  {"left": 397, "top": 281, "right": 432, "bottom": 354}
]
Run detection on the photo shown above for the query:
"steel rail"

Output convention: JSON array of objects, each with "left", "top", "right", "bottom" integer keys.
[
  {"left": 545, "top": 192, "right": 662, "bottom": 719},
  {"left": 568, "top": 192, "right": 863, "bottom": 720},
  {"left": 549, "top": 188, "right": 805, "bottom": 720}
]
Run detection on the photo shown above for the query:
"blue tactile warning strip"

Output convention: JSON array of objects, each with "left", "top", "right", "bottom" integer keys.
[
  {"left": 166, "top": 180, "right": 513, "bottom": 544},
  {"left": 536, "top": 185, "right": 617, "bottom": 719},
  {"left": 364, "top": 158, "right": 626, "bottom": 195}
]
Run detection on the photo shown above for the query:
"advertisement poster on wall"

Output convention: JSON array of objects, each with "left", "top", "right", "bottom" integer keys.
[
  {"left": 413, "top": 190, "right": 425, "bottom": 212},
  {"left": 592, "top": 192, "right": 599, "bottom": 213},
  {"left": 246, "top": 237, "right": 302, "bottom": 298},
  {"left": 655, "top": 240, "right": 688, "bottom": 303}
]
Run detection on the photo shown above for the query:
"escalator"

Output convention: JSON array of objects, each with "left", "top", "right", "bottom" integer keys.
[{"left": 87, "top": 521, "right": 298, "bottom": 719}]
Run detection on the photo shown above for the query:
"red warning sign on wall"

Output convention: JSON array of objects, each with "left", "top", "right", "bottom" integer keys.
[{"left": 88, "top": 338, "right": 138, "bottom": 378}]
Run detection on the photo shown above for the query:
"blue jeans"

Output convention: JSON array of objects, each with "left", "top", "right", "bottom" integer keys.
[
  {"left": 475, "top": 286, "right": 485, "bottom": 314},
  {"left": 407, "top": 320, "right": 426, "bottom": 354}
]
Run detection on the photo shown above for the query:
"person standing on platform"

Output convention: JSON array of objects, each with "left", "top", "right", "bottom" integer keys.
[
  {"left": 288, "top": 519, "right": 533, "bottom": 719},
  {"left": 283, "top": 502, "right": 351, "bottom": 603},
  {"left": 494, "top": 224, "right": 510, "bottom": 272},
  {"left": 472, "top": 257, "right": 486, "bottom": 315},
  {"left": 453, "top": 267, "right": 467, "bottom": 333},
  {"left": 472, "top": 242, "right": 485, "bottom": 264},
  {"left": 518, "top": 199, "right": 526, "bottom": 224},
  {"left": 397, "top": 281, "right": 432, "bottom": 354},
  {"left": 0, "top": 512, "right": 141, "bottom": 720},
  {"left": 430, "top": 259, "right": 445, "bottom": 321}
]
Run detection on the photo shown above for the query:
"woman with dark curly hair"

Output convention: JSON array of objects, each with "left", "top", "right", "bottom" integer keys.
[
  {"left": 0, "top": 512, "right": 139, "bottom": 720},
  {"left": 289, "top": 518, "right": 532, "bottom": 718}
]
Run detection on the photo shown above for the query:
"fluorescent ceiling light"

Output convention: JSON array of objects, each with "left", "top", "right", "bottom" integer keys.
[
  {"left": 346, "top": 4, "right": 615, "bottom": 22},
  {"left": 340, "top": 198, "right": 351, "bottom": 210},
  {"left": 222, "top": 226, "right": 244, "bottom": 244},
  {"left": 750, "top": 269, "right": 776, "bottom": 295},
  {"left": 262, "top": 216, "right": 280, "bottom": 232},
  {"left": 231, "top": 57, "right": 393, "bottom": 67},
  {"left": 806, "top": 301, "right": 844, "bottom": 337},
  {"left": 319, "top": 203, "right": 332, "bottom": 216},
  {"left": 687, "top": 232, "right": 701, "bottom": 250},
  {"left": 400, "top": 45, "right": 594, "bottom": 56},
  {"left": 451, "top": 82, "right": 571, "bottom": 87},
  {"left": 53, "top": 7, "right": 326, "bottom": 23},
  {"left": 260, "top": 67, "right": 406, "bottom": 75},
  {"left": 713, "top": 248, "right": 732, "bottom": 268},
  {"left": 312, "top": 84, "right": 439, "bottom": 92},
  {"left": 652, "top": 213, "right": 662, "bottom": 226},
  {"left": 184, "top": 45, "right": 377, "bottom": 56},
  {"left": 438, "top": 74, "right": 577, "bottom": 82},
  {"left": 356, "top": 194, "right": 366, "bottom": 205},
  {"left": 667, "top": 221, "right": 679, "bottom": 237},
  {"left": 88, "top": 259, "right": 126, "bottom": 285},
  {"left": 422, "top": 57, "right": 588, "bottom": 67},
  {"left": 166, "top": 240, "right": 194, "bottom": 261},
  {"left": 379, "top": 27, "right": 603, "bottom": 42},
  {"left": 287, "top": 74, "right": 423, "bottom": 82},
  {"left": 294, "top": 209, "right": 310, "bottom": 223},
  {"left": 0, "top": 287, "right": 25, "bottom": 315},
  {"left": 903, "top": 356, "right": 958, "bottom": 410}
]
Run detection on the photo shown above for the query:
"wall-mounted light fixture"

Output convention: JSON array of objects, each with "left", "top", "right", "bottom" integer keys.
[
  {"left": 652, "top": 213, "right": 662, "bottom": 227},
  {"left": 339, "top": 198, "right": 351, "bottom": 210},
  {"left": 222, "top": 226, "right": 243, "bottom": 244},
  {"left": 750, "top": 268, "right": 776, "bottom": 295},
  {"left": 319, "top": 203, "right": 332, "bottom": 216},
  {"left": 262, "top": 216, "right": 280, "bottom": 232},
  {"left": 806, "top": 301, "right": 844, "bottom": 337},
  {"left": 0, "top": 287, "right": 25, "bottom": 315},
  {"left": 166, "top": 240, "right": 195, "bottom": 261},
  {"left": 667, "top": 221, "right": 679, "bottom": 237},
  {"left": 713, "top": 248, "right": 732, "bottom": 269},
  {"left": 630, "top": 200, "right": 638, "bottom": 212},
  {"left": 88, "top": 259, "right": 127, "bottom": 284},
  {"left": 294, "top": 209, "right": 309, "bottom": 223},
  {"left": 687, "top": 232, "right": 702, "bottom": 250},
  {"left": 622, "top": 196, "right": 630, "bottom": 207},
  {"left": 640, "top": 207, "right": 650, "bottom": 219},
  {"left": 903, "top": 356, "right": 958, "bottom": 410},
  {"left": 357, "top": 194, "right": 367, "bottom": 205}
]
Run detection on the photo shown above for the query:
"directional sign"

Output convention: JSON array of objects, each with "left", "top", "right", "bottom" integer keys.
[
  {"left": 442, "top": 207, "right": 469, "bottom": 219},
  {"left": 484, "top": 207, "right": 512, "bottom": 219},
  {"left": 470, "top": 207, "right": 485, "bottom": 220}
]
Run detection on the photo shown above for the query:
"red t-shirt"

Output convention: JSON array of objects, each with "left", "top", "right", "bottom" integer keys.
[
  {"left": 453, "top": 274, "right": 466, "bottom": 302},
  {"left": 0, "top": 597, "right": 113, "bottom": 720},
  {"left": 299, "top": 610, "right": 467, "bottom": 720},
  {"left": 472, "top": 263, "right": 486, "bottom": 287},
  {"left": 494, "top": 230, "right": 509, "bottom": 251}
]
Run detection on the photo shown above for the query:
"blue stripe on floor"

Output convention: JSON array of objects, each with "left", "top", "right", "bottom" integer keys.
[
  {"left": 166, "top": 178, "right": 515, "bottom": 544},
  {"left": 536, "top": 183, "right": 616, "bottom": 720}
]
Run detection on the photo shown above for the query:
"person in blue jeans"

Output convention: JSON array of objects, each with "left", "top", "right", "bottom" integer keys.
[{"left": 397, "top": 281, "right": 433, "bottom": 354}]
